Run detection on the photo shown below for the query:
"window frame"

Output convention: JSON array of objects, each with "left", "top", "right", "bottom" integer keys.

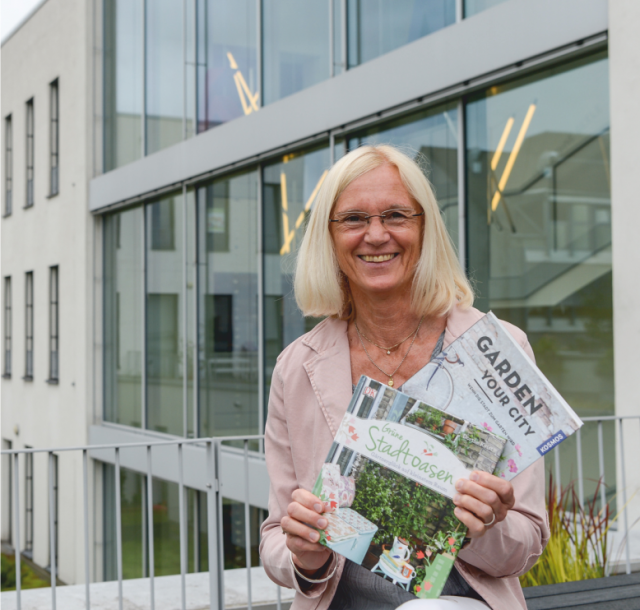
[
  {"left": 25, "top": 99, "right": 34, "bottom": 208},
  {"left": 4, "top": 115, "right": 12, "bottom": 216},
  {"left": 24, "top": 272, "right": 34, "bottom": 380},
  {"left": 49, "top": 80, "right": 59, "bottom": 197},
  {"left": 49, "top": 266, "right": 59, "bottom": 382},
  {"left": 24, "top": 449, "right": 34, "bottom": 555}
]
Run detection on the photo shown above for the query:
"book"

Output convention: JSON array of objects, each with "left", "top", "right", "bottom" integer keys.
[
  {"left": 402, "top": 312, "right": 583, "bottom": 480},
  {"left": 310, "top": 312, "right": 584, "bottom": 597},
  {"left": 312, "top": 375, "right": 508, "bottom": 598}
]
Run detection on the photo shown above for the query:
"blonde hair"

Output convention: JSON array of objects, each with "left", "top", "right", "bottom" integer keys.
[{"left": 294, "top": 144, "right": 473, "bottom": 319}]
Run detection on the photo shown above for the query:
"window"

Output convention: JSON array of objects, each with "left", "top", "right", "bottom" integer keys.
[
  {"left": 25, "top": 100, "right": 34, "bottom": 208},
  {"left": 4, "top": 115, "right": 12, "bottom": 216},
  {"left": 25, "top": 272, "right": 33, "bottom": 379},
  {"left": 50, "top": 80, "right": 59, "bottom": 196},
  {"left": 3, "top": 277, "right": 10, "bottom": 378},
  {"left": 49, "top": 266, "right": 59, "bottom": 382},
  {"left": 25, "top": 450, "right": 34, "bottom": 555}
]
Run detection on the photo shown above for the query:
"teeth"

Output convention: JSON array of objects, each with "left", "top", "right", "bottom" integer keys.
[{"left": 361, "top": 254, "right": 395, "bottom": 263}]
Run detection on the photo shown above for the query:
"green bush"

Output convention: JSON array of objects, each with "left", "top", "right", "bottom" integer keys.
[{"left": 1, "top": 553, "right": 50, "bottom": 592}]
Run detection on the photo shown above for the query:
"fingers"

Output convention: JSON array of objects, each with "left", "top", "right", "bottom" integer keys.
[
  {"left": 466, "top": 471, "right": 515, "bottom": 507},
  {"left": 281, "top": 489, "right": 329, "bottom": 557},
  {"left": 453, "top": 505, "right": 490, "bottom": 538}
]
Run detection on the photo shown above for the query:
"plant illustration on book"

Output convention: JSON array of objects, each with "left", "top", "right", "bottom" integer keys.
[{"left": 315, "top": 457, "right": 467, "bottom": 596}]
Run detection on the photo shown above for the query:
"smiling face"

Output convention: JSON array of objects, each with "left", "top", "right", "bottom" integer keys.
[{"left": 330, "top": 163, "right": 424, "bottom": 300}]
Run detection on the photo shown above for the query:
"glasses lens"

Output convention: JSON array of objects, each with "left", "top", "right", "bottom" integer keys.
[
  {"left": 341, "top": 213, "right": 367, "bottom": 229},
  {"left": 384, "top": 210, "right": 412, "bottom": 229}
]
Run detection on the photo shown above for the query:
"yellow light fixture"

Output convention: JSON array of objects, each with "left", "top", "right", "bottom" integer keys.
[
  {"left": 228, "top": 52, "right": 260, "bottom": 116},
  {"left": 294, "top": 170, "right": 329, "bottom": 229},
  {"left": 491, "top": 103, "right": 536, "bottom": 211},
  {"left": 490, "top": 117, "right": 514, "bottom": 171}
]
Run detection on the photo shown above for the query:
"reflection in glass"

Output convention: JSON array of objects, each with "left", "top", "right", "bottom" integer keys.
[
  {"left": 104, "top": 207, "right": 144, "bottom": 428},
  {"left": 341, "top": 103, "right": 459, "bottom": 250},
  {"left": 197, "top": 170, "right": 259, "bottom": 437},
  {"left": 466, "top": 53, "right": 612, "bottom": 498},
  {"left": 464, "top": 0, "right": 509, "bottom": 18},
  {"left": 262, "top": 0, "right": 330, "bottom": 105},
  {"left": 196, "top": 0, "right": 258, "bottom": 132},
  {"left": 348, "top": 0, "right": 455, "bottom": 68},
  {"left": 263, "top": 145, "right": 331, "bottom": 402},
  {"left": 103, "top": 0, "right": 143, "bottom": 171},
  {"left": 146, "top": 193, "right": 184, "bottom": 436},
  {"left": 146, "top": 0, "right": 184, "bottom": 154}
]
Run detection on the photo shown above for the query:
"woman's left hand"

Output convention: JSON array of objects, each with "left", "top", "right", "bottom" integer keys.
[{"left": 452, "top": 471, "right": 515, "bottom": 539}]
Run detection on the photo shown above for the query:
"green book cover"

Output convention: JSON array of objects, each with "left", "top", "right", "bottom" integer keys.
[{"left": 312, "top": 375, "right": 507, "bottom": 598}]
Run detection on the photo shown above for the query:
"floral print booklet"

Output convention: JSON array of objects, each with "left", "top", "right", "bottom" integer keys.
[
  {"left": 312, "top": 313, "right": 583, "bottom": 598},
  {"left": 312, "top": 376, "right": 507, "bottom": 598}
]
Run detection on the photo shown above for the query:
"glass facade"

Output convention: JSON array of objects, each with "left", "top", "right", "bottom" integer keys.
[
  {"left": 103, "top": 0, "right": 143, "bottom": 171},
  {"left": 347, "top": 0, "right": 455, "bottom": 68},
  {"left": 464, "top": 0, "right": 510, "bottom": 18},
  {"left": 262, "top": 0, "right": 330, "bottom": 105},
  {"left": 339, "top": 102, "right": 460, "bottom": 251},
  {"left": 263, "top": 144, "right": 332, "bottom": 400},
  {"left": 196, "top": 0, "right": 257, "bottom": 131},
  {"left": 197, "top": 170, "right": 259, "bottom": 437}
]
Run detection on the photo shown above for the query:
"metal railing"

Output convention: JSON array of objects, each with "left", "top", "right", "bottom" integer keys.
[
  {"left": 2, "top": 416, "right": 639, "bottom": 609},
  {"left": 1, "top": 434, "right": 281, "bottom": 610}
]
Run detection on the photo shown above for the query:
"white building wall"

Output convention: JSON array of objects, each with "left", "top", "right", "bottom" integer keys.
[
  {"left": 610, "top": 0, "right": 640, "bottom": 529},
  {"left": 1, "top": 0, "right": 97, "bottom": 585}
]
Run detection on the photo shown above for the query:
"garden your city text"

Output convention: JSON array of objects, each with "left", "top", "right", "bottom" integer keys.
[{"left": 365, "top": 424, "right": 454, "bottom": 485}]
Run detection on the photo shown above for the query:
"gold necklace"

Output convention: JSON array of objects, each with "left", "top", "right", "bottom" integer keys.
[
  {"left": 354, "top": 321, "right": 418, "bottom": 355},
  {"left": 354, "top": 316, "right": 424, "bottom": 387}
]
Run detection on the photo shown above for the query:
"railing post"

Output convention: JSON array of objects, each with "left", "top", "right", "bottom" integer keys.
[
  {"left": 207, "top": 440, "right": 224, "bottom": 610},
  {"left": 178, "top": 443, "right": 187, "bottom": 610},
  {"left": 115, "top": 447, "right": 123, "bottom": 610},
  {"left": 597, "top": 420, "right": 607, "bottom": 510},
  {"left": 618, "top": 419, "right": 631, "bottom": 574},
  {"left": 147, "top": 445, "right": 156, "bottom": 610},
  {"left": 83, "top": 449, "right": 91, "bottom": 610},
  {"left": 13, "top": 453, "right": 22, "bottom": 610},
  {"left": 576, "top": 428, "right": 584, "bottom": 508},
  {"left": 244, "top": 440, "right": 252, "bottom": 610},
  {"left": 48, "top": 452, "right": 57, "bottom": 610}
]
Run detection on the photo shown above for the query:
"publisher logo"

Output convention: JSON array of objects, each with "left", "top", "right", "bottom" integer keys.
[{"left": 536, "top": 431, "right": 567, "bottom": 456}]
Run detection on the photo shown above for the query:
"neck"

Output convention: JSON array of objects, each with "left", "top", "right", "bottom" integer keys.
[{"left": 351, "top": 286, "right": 422, "bottom": 346}]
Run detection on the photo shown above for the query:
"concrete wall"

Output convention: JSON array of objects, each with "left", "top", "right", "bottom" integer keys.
[
  {"left": 0, "top": 0, "right": 97, "bottom": 585},
  {"left": 610, "top": 0, "right": 640, "bottom": 530}
]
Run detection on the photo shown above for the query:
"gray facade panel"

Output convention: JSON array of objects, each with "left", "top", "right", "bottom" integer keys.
[{"left": 90, "top": 0, "right": 608, "bottom": 212}]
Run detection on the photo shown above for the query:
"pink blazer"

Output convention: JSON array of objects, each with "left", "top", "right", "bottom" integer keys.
[{"left": 259, "top": 306, "right": 550, "bottom": 610}]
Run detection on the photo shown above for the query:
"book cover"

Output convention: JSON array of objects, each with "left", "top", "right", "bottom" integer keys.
[
  {"left": 402, "top": 312, "right": 583, "bottom": 480},
  {"left": 312, "top": 375, "right": 507, "bottom": 598}
]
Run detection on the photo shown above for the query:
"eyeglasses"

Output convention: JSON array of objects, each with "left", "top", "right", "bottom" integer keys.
[{"left": 329, "top": 208, "right": 424, "bottom": 232}]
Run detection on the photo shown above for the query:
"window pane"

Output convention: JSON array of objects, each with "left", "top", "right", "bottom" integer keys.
[
  {"left": 262, "top": 0, "right": 330, "bottom": 105},
  {"left": 464, "top": 0, "right": 510, "bottom": 18},
  {"left": 104, "top": 208, "right": 144, "bottom": 428},
  {"left": 466, "top": 54, "right": 612, "bottom": 500},
  {"left": 104, "top": 0, "right": 143, "bottom": 171},
  {"left": 340, "top": 102, "right": 460, "bottom": 251},
  {"left": 146, "top": 0, "right": 184, "bottom": 154},
  {"left": 196, "top": 0, "right": 258, "bottom": 132},
  {"left": 263, "top": 144, "right": 331, "bottom": 403},
  {"left": 348, "top": 0, "right": 455, "bottom": 68},
  {"left": 146, "top": 193, "right": 184, "bottom": 436},
  {"left": 197, "top": 170, "right": 259, "bottom": 437}
]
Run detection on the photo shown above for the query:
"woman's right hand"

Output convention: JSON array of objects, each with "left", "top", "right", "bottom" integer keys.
[{"left": 281, "top": 489, "right": 333, "bottom": 574}]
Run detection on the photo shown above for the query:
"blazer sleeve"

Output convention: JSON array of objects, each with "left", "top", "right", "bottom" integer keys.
[
  {"left": 457, "top": 335, "right": 550, "bottom": 578},
  {"left": 259, "top": 361, "right": 338, "bottom": 597}
]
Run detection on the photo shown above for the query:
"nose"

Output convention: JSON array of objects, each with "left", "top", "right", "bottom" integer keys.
[{"left": 363, "top": 216, "right": 390, "bottom": 245}]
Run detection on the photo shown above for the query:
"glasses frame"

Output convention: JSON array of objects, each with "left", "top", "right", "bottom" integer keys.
[{"left": 329, "top": 209, "right": 424, "bottom": 230}]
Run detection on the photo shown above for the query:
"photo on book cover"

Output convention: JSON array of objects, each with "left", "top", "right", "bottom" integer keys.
[{"left": 312, "top": 376, "right": 507, "bottom": 598}]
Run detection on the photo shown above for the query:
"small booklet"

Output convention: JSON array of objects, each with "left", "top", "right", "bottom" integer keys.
[
  {"left": 312, "top": 376, "right": 507, "bottom": 598},
  {"left": 311, "top": 313, "right": 583, "bottom": 597},
  {"left": 402, "top": 312, "right": 583, "bottom": 480}
]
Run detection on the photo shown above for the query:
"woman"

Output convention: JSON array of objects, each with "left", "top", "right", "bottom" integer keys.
[{"left": 259, "top": 145, "right": 548, "bottom": 610}]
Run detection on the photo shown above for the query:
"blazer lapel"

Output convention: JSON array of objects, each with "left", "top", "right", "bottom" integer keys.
[{"left": 303, "top": 325, "right": 352, "bottom": 437}]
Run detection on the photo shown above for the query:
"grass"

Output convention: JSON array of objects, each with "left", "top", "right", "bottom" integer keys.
[
  {"left": 520, "top": 475, "right": 613, "bottom": 587},
  {"left": 1, "top": 553, "right": 50, "bottom": 592}
]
